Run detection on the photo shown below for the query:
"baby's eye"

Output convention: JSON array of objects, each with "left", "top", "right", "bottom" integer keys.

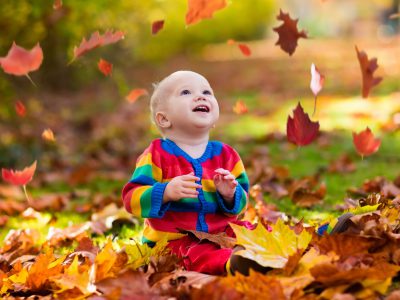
[
  {"left": 203, "top": 90, "right": 212, "bottom": 95},
  {"left": 180, "top": 89, "right": 191, "bottom": 95}
]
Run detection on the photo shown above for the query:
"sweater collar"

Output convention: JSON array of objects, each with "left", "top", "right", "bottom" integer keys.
[{"left": 164, "top": 138, "right": 212, "bottom": 163}]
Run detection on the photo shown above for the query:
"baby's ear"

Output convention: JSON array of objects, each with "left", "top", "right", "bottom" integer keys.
[{"left": 155, "top": 112, "right": 171, "bottom": 129}]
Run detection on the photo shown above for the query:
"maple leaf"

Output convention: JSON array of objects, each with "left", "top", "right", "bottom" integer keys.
[
  {"left": 310, "top": 63, "right": 325, "bottom": 115},
  {"left": 355, "top": 46, "right": 383, "bottom": 98},
  {"left": 230, "top": 218, "right": 312, "bottom": 268},
  {"left": 178, "top": 229, "right": 236, "bottom": 248},
  {"left": 72, "top": 30, "right": 125, "bottom": 62},
  {"left": 42, "top": 128, "right": 56, "bottom": 142},
  {"left": 15, "top": 100, "right": 26, "bottom": 117},
  {"left": 273, "top": 10, "right": 308, "bottom": 56},
  {"left": 287, "top": 102, "right": 319, "bottom": 146},
  {"left": 185, "top": 0, "right": 227, "bottom": 26},
  {"left": 126, "top": 88, "right": 148, "bottom": 103},
  {"left": 233, "top": 100, "right": 248, "bottom": 115},
  {"left": 98, "top": 58, "right": 113, "bottom": 76},
  {"left": 352, "top": 127, "right": 381, "bottom": 159},
  {"left": 0, "top": 42, "right": 43, "bottom": 84},
  {"left": 2, "top": 161, "right": 37, "bottom": 186},
  {"left": 152, "top": 20, "right": 165, "bottom": 35}
]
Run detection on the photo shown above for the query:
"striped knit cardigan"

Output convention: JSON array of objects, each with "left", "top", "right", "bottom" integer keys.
[{"left": 122, "top": 138, "right": 249, "bottom": 244}]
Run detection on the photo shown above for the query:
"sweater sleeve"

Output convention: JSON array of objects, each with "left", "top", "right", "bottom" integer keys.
[
  {"left": 216, "top": 145, "right": 249, "bottom": 215},
  {"left": 121, "top": 141, "right": 170, "bottom": 218}
]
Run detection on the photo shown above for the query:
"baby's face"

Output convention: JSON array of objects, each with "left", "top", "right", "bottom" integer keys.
[{"left": 161, "top": 71, "right": 219, "bottom": 133}]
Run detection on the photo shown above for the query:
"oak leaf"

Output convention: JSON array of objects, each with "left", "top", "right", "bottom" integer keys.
[
  {"left": 310, "top": 63, "right": 325, "bottom": 115},
  {"left": 0, "top": 42, "right": 43, "bottom": 83},
  {"left": 15, "top": 100, "right": 26, "bottom": 117},
  {"left": 2, "top": 161, "right": 37, "bottom": 186},
  {"left": 273, "top": 10, "right": 307, "bottom": 56},
  {"left": 355, "top": 46, "right": 383, "bottom": 98},
  {"left": 230, "top": 218, "right": 312, "bottom": 268},
  {"left": 126, "top": 88, "right": 148, "bottom": 103},
  {"left": 186, "top": 0, "right": 227, "bottom": 26},
  {"left": 352, "top": 127, "right": 381, "bottom": 158},
  {"left": 152, "top": 20, "right": 165, "bottom": 35},
  {"left": 287, "top": 102, "right": 319, "bottom": 146},
  {"left": 98, "top": 58, "right": 112, "bottom": 76},
  {"left": 72, "top": 30, "right": 125, "bottom": 61}
]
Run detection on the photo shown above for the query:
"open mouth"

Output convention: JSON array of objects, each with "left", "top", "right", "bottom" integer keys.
[{"left": 192, "top": 105, "right": 210, "bottom": 113}]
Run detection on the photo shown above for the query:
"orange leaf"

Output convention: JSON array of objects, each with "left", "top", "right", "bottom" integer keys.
[
  {"left": 233, "top": 100, "right": 248, "bottom": 115},
  {"left": 98, "top": 58, "right": 113, "bottom": 76},
  {"left": 53, "top": 0, "right": 62, "bottom": 10},
  {"left": 286, "top": 102, "right": 319, "bottom": 146},
  {"left": 355, "top": 46, "right": 383, "bottom": 98},
  {"left": 2, "top": 161, "right": 37, "bottom": 186},
  {"left": 15, "top": 100, "right": 26, "bottom": 117},
  {"left": 185, "top": 0, "right": 227, "bottom": 26},
  {"left": 42, "top": 128, "right": 56, "bottom": 142},
  {"left": 238, "top": 43, "right": 251, "bottom": 57},
  {"left": 352, "top": 127, "right": 381, "bottom": 158},
  {"left": 152, "top": 20, "right": 165, "bottom": 35},
  {"left": 0, "top": 42, "right": 43, "bottom": 77},
  {"left": 72, "top": 30, "right": 125, "bottom": 61},
  {"left": 126, "top": 88, "right": 148, "bottom": 103},
  {"left": 273, "top": 10, "right": 307, "bottom": 56}
]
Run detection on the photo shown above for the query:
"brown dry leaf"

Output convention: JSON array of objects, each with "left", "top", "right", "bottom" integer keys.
[
  {"left": 0, "top": 199, "right": 27, "bottom": 215},
  {"left": 289, "top": 177, "right": 326, "bottom": 208},
  {"left": 328, "top": 154, "right": 356, "bottom": 174},
  {"left": 31, "top": 193, "right": 68, "bottom": 211},
  {"left": 0, "top": 229, "right": 40, "bottom": 263},
  {"left": 191, "top": 279, "right": 242, "bottom": 300},
  {"left": 273, "top": 10, "right": 308, "bottom": 55},
  {"left": 355, "top": 46, "right": 383, "bottom": 98},
  {"left": 47, "top": 223, "right": 91, "bottom": 247},
  {"left": 177, "top": 229, "right": 236, "bottom": 249}
]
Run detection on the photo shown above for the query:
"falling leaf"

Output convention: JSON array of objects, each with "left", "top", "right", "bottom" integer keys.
[
  {"left": 389, "top": 13, "right": 400, "bottom": 19},
  {"left": 98, "top": 58, "right": 113, "bottom": 76},
  {"left": 227, "top": 40, "right": 251, "bottom": 57},
  {"left": 353, "top": 127, "right": 381, "bottom": 158},
  {"left": 273, "top": 10, "right": 308, "bottom": 56},
  {"left": 0, "top": 42, "right": 43, "bottom": 84},
  {"left": 53, "top": 0, "right": 62, "bottom": 10},
  {"left": 126, "top": 88, "right": 148, "bottom": 103},
  {"left": 355, "top": 46, "right": 383, "bottom": 98},
  {"left": 152, "top": 20, "right": 165, "bottom": 35},
  {"left": 310, "top": 63, "right": 325, "bottom": 115},
  {"left": 185, "top": 0, "right": 227, "bottom": 26},
  {"left": 233, "top": 100, "right": 248, "bottom": 115},
  {"left": 42, "top": 128, "right": 56, "bottom": 142},
  {"left": 230, "top": 218, "right": 312, "bottom": 268},
  {"left": 2, "top": 161, "right": 37, "bottom": 186},
  {"left": 287, "top": 102, "right": 319, "bottom": 146},
  {"left": 72, "top": 30, "right": 125, "bottom": 61},
  {"left": 15, "top": 100, "right": 26, "bottom": 117}
]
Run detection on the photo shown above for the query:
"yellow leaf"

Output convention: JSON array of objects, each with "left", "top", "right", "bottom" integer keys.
[{"left": 230, "top": 218, "right": 312, "bottom": 268}]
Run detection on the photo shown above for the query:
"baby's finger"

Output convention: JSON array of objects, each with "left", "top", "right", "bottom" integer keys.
[
  {"left": 214, "top": 168, "right": 230, "bottom": 175},
  {"left": 181, "top": 174, "right": 200, "bottom": 181},
  {"left": 181, "top": 189, "right": 199, "bottom": 198},
  {"left": 223, "top": 174, "right": 236, "bottom": 181},
  {"left": 182, "top": 182, "right": 202, "bottom": 189}
]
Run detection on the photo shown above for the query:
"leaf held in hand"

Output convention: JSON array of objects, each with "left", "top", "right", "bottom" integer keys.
[
  {"left": 273, "top": 10, "right": 307, "bottom": 56},
  {"left": 287, "top": 102, "right": 319, "bottom": 146},
  {"left": 353, "top": 127, "right": 381, "bottom": 158},
  {"left": 355, "top": 46, "right": 383, "bottom": 98},
  {"left": 2, "top": 161, "right": 37, "bottom": 186},
  {"left": 186, "top": 0, "right": 227, "bottom": 26}
]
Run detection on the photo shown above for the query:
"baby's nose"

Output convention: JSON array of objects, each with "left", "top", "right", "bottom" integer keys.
[{"left": 195, "top": 95, "right": 206, "bottom": 101}]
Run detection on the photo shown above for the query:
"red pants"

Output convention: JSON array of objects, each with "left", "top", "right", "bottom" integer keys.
[{"left": 167, "top": 220, "right": 255, "bottom": 275}]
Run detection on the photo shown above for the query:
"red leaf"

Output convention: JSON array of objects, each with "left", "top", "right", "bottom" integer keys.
[
  {"left": 185, "top": 0, "right": 227, "bottom": 26},
  {"left": 72, "top": 30, "right": 125, "bottom": 61},
  {"left": 355, "top": 46, "right": 383, "bottom": 98},
  {"left": 126, "top": 89, "right": 148, "bottom": 103},
  {"left": 0, "top": 42, "right": 43, "bottom": 76},
  {"left": 15, "top": 100, "right": 26, "bottom": 117},
  {"left": 352, "top": 127, "right": 381, "bottom": 158},
  {"left": 238, "top": 43, "right": 251, "bottom": 57},
  {"left": 287, "top": 102, "right": 319, "bottom": 146},
  {"left": 310, "top": 63, "right": 325, "bottom": 115},
  {"left": 273, "top": 10, "right": 308, "bottom": 56},
  {"left": 98, "top": 59, "right": 112, "bottom": 76},
  {"left": 2, "top": 161, "right": 37, "bottom": 186},
  {"left": 152, "top": 20, "right": 165, "bottom": 35}
]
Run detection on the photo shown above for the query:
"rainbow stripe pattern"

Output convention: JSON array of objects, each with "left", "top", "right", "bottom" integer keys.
[{"left": 122, "top": 138, "right": 249, "bottom": 244}]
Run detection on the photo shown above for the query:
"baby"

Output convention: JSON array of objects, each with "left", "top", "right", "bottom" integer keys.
[{"left": 122, "top": 70, "right": 263, "bottom": 275}]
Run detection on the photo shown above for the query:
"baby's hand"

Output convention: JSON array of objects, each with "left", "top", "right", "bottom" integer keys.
[
  {"left": 163, "top": 172, "right": 202, "bottom": 203},
  {"left": 213, "top": 168, "right": 238, "bottom": 202}
]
